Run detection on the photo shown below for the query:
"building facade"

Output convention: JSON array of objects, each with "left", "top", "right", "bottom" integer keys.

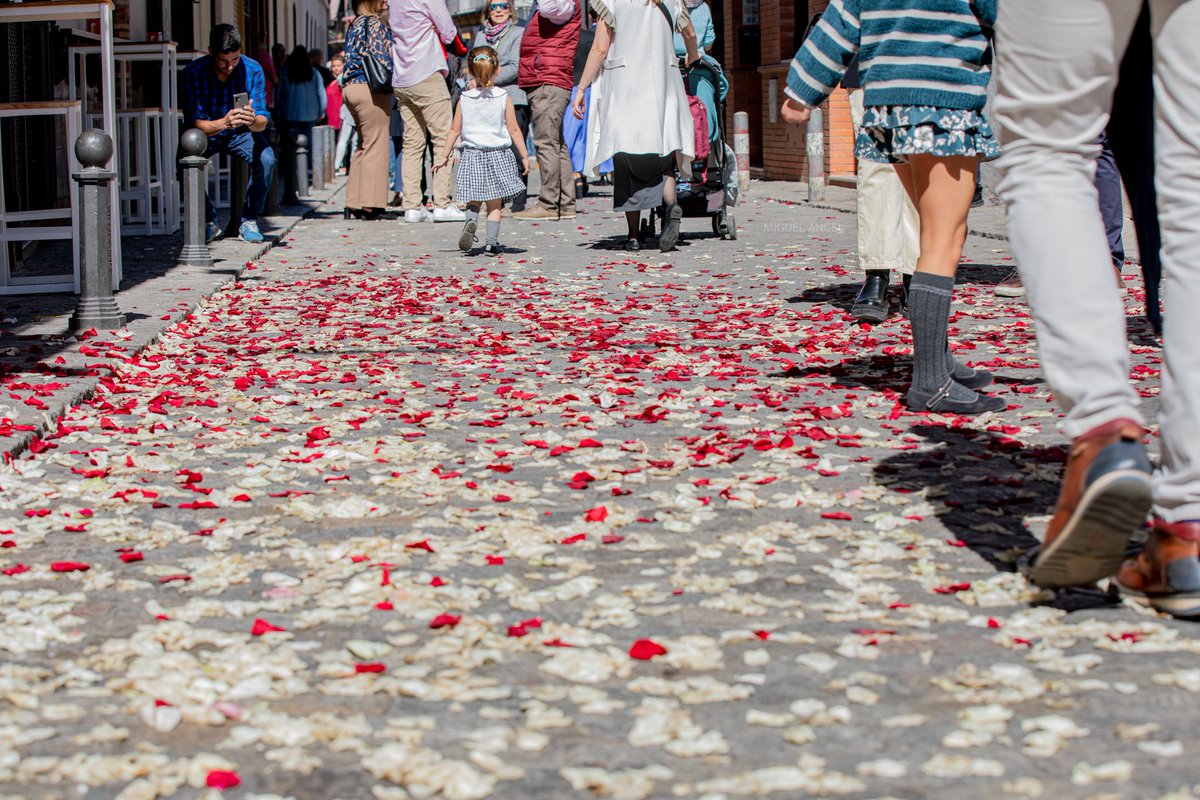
[{"left": 722, "top": 0, "right": 855, "bottom": 182}]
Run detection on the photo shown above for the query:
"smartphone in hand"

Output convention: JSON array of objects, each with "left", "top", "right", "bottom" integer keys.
[{"left": 230, "top": 92, "right": 252, "bottom": 128}]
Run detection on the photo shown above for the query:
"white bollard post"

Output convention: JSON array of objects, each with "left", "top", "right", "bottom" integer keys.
[
  {"left": 806, "top": 106, "right": 825, "bottom": 202},
  {"left": 733, "top": 111, "right": 750, "bottom": 195}
]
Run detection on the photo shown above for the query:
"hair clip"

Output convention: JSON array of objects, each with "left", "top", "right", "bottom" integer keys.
[{"left": 472, "top": 54, "right": 493, "bottom": 62}]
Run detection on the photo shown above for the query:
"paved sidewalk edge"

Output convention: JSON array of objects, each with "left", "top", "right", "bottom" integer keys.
[
  {"left": 1, "top": 188, "right": 343, "bottom": 462},
  {"left": 752, "top": 183, "right": 1010, "bottom": 243}
]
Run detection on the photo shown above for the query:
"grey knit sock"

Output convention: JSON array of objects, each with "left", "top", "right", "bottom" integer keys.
[
  {"left": 465, "top": 207, "right": 480, "bottom": 223},
  {"left": 909, "top": 273, "right": 977, "bottom": 402},
  {"left": 946, "top": 348, "right": 979, "bottom": 382},
  {"left": 486, "top": 220, "right": 500, "bottom": 246}
]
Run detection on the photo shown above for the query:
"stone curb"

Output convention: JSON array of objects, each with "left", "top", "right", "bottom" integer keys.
[{"left": 0, "top": 184, "right": 344, "bottom": 462}]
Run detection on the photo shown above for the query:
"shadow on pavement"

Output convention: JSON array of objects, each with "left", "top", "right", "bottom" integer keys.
[{"left": 872, "top": 422, "right": 1122, "bottom": 612}]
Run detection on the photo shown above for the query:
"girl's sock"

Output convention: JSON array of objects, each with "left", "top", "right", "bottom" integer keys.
[
  {"left": 465, "top": 207, "right": 480, "bottom": 223},
  {"left": 486, "top": 220, "right": 501, "bottom": 246},
  {"left": 909, "top": 273, "right": 977, "bottom": 402},
  {"left": 946, "top": 349, "right": 980, "bottom": 382}
]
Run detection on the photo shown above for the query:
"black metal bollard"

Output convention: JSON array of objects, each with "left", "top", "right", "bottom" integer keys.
[
  {"left": 295, "top": 133, "right": 310, "bottom": 200},
  {"left": 263, "top": 127, "right": 282, "bottom": 216},
  {"left": 177, "top": 129, "right": 213, "bottom": 268},
  {"left": 71, "top": 130, "right": 126, "bottom": 331}
]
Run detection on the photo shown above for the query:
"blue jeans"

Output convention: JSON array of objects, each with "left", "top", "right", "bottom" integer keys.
[
  {"left": 390, "top": 135, "right": 403, "bottom": 193},
  {"left": 1094, "top": 131, "right": 1125, "bottom": 270},
  {"left": 204, "top": 130, "right": 277, "bottom": 223}
]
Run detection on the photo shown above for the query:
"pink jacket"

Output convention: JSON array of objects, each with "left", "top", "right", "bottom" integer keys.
[
  {"left": 326, "top": 80, "right": 343, "bottom": 128},
  {"left": 388, "top": 0, "right": 458, "bottom": 89}
]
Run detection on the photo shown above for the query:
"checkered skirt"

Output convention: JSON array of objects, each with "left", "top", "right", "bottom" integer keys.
[{"left": 455, "top": 145, "right": 525, "bottom": 203}]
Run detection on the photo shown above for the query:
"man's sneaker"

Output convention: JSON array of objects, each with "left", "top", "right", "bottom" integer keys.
[
  {"left": 1029, "top": 418, "right": 1153, "bottom": 588},
  {"left": 205, "top": 220, "right": 222, "bottom": 243},
  {"left": 994, "top": 267, "right": 1026, "bottom": 298},
  {"left": 238, "top": 219, "right": 264, "bottom": 244},
  {"left": 404, "top": 207, "right": 432, "bottom": 223},
  {"left": 1114, "top": 518, "right": 1200, "bottom": 618},
  {"left": 432, "top": 205, "right": 466, "bottom": 223},
  {"left": 458, "top": 219, "right": 478, "bottom": 252},
  {"left": 513, "top": 206, "right": 560, "bottom": 221}
]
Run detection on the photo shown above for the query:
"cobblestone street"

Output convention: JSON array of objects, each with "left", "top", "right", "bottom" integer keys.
[{"left": 2, "top": 185, "right": 1197, "bottom": 800}]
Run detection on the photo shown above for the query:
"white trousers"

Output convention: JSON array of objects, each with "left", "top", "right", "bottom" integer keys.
[
  {"left": 849, "top": 89, "right": 919, "bottom": 275},
  {"left": 993, "top": 0, "right": 1200, "bottom": 521}
]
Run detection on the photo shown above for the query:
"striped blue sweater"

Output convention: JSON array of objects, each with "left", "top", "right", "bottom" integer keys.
[{"left": 786, "top": 0, "right": 996, "bottom": 112}]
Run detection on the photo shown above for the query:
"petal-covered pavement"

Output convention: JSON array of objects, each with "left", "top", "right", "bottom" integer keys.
[{"left": 1, "top": 188, "right": 1195, "bottom": 800}]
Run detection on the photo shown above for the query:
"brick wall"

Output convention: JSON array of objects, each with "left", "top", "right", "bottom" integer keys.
[
  {"left": 828, "top": 88, "right": 855, "bottom": 175},
  {"left": 721, "top": 0, "right": 856, "bottom": 173},
  {"left": 753, "top": 0, "right": 857, "bottom": 181},
  {"left": 722, "top": 0, "right": 764, "bottom": 166},
  {"left": 760, "top": 1, "right": 780, "bottom": 64},
  {"left": 758, "top": 67, "right": 855, "bottom": 181}
]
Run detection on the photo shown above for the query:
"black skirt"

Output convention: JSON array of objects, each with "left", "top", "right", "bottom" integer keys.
[{"left": 612, "top": 152, "right": 673, "bottom": 212}]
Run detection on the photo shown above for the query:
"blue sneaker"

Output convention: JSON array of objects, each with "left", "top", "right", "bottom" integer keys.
[
  {"left": 204, "top": 220, "right": 222, "bottom": 243},
  {"left": 238, "top": 219, "right": 264, "bottom": 244}
]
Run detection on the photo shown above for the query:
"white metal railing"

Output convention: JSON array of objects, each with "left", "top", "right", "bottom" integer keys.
[
  {"left": 71, "top": 41, "right": 181, "bottom": 236},
  {"left": 0, "top": 101, "right": 82, "bottom": 294}
]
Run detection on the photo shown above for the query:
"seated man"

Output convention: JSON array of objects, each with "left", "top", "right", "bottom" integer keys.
[{"left": 180, "top": 23, "right": 276, "bottom": 243}]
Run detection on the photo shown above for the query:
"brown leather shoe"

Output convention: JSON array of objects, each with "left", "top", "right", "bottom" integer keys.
[
  {"left": 1029, "top": 418, "right": 1152, "bottom": 587},
  {"left": 512, "top": 206, "right": 560, "bottom": 221},
  {"left": 1114, "top": 519, "right": 1200, "bottom": 617}
]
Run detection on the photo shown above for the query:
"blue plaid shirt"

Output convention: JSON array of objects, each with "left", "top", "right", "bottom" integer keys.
[{"left": 181, "top": 55, "right": 269, "bottom": 139}]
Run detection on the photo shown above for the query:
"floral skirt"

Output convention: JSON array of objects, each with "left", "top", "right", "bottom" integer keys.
[{"left": 856, "top": 106, "right": 1001, "bottom": 165}]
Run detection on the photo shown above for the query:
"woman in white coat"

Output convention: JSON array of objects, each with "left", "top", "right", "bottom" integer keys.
[{"left": 571, "top": 0, "right": 700, "bottom": 252}]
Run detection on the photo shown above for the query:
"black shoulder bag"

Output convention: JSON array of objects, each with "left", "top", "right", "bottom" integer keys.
[{"left": 358, "top": 17, "right": 394, "bottom": 94}]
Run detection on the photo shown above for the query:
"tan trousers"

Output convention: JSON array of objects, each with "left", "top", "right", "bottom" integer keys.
[
  {"left": 394, "top": 73, "right": 453, "bottom": 210},
  {"left": 343, "top": 82, "right": 392, "bottom": 210},
  {"left": 849, "top": 89, "right": 919, "bottom": 275},
  {"left": 528, "top": 85, "right": 574, "bottom": 213}
]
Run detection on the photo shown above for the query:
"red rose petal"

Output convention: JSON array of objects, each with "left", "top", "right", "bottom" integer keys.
[
  {"left": 629, "top": 638, "right": 668, "bottom": 660},
  {"left": 205, "top": 770, "right": 240, "bottom": 790},
  {"left": 250, "top": 618, "right": 287, "bottom": 636}
]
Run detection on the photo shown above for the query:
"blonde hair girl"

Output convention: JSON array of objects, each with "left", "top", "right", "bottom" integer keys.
[{"left": 434, "top": 46, "right": 530, "bottom": 256}]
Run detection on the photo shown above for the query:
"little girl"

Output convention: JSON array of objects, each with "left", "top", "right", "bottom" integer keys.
[
  {"left": 782, "top": 0, "right": 1002, "bottom": 416},
  {"left": 433, "top": 46, "right": 529, "bottom": 256}
]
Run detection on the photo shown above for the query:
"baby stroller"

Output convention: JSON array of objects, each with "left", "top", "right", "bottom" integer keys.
[{"left": 644, "top": 56, "right": 738, "bottom": 242}]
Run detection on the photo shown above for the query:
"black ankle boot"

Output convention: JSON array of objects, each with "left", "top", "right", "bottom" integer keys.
[
  {"left": 899, "top": 273, "right": 912, "bottom": 318},
  {"left": 852, "top": 270, "right": 890, "bottom": 323}
]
